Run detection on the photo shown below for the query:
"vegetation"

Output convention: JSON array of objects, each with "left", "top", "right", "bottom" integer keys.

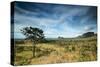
[
  {"left": 14, "top": 35, "right": 97, "bottom": 65},
  {"left": 20, "top": 27, "right": 45, "bottom": 57}
]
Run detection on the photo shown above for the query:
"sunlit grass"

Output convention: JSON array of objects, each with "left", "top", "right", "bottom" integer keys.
[{"left": 14, "top": 37, "right": 97, "bottom": 65}]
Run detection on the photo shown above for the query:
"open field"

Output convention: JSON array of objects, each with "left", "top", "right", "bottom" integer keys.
[{"left": 14, "top": 36, "right": 97, "bottom": 65}]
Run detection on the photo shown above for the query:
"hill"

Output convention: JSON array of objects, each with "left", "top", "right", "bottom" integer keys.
[{"left": 78, "top": 32, "right": 97, "bottom": 38}]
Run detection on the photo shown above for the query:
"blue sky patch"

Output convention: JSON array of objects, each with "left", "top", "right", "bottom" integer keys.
[{"left": 12, "top": 2, "right": 97, "bottom": 38}]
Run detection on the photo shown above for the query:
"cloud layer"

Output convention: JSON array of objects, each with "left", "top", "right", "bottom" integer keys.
[{"left": 12, "top": 2, "right": 97, "bottom": 38}]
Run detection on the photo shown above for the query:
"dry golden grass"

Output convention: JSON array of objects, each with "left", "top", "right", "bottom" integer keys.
[{"left": 14, "top": 37, "right": 97, "bottom": 65}]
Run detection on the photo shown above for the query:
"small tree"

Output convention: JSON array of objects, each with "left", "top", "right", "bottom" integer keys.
[{"left": 21, "top": 26, "right": 44, "bottom": 57}]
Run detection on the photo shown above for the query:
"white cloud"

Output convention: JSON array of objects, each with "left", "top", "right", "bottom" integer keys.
[
  {"left": 14, "top": 4, "right": 97, "bottom": 38},
  {"left": 14, "top": 11, "right": 83, "bottom": 38},
  {"left": 84, "top": 25, "right": 95, "bottom": 32}
]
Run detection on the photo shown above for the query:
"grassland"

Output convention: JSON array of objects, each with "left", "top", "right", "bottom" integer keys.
[{"left": 14, "top": 36, "right": 97, "bottom": 65}]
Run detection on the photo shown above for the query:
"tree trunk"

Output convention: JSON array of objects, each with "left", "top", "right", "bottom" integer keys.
[{"left": 32, "top": 43, "right": 36, "bottom": 58}]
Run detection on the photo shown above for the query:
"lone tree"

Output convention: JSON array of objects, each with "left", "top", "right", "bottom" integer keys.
[{"left": 21, "top": 26, "right": 44, "bottom": 57}]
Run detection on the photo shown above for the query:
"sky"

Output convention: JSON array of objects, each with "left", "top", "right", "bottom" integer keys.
[{"left": 11, "top": 1, "right": 97, "bottom": 39}]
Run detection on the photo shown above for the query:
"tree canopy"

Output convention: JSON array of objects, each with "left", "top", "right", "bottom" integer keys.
[{"left": 21, "top": 26, "right": 44, "bottom": 43}]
